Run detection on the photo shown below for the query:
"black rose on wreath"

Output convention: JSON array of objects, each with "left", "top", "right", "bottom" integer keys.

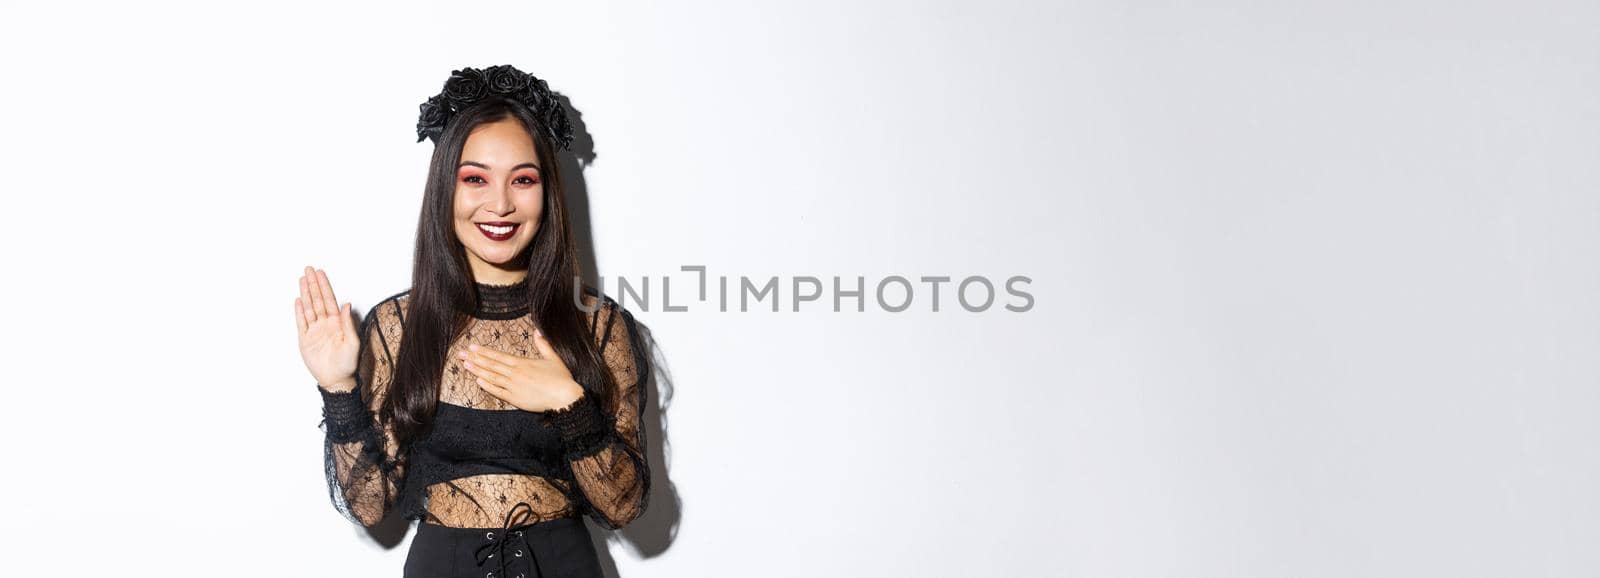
[
  {"left": 518, "top": 77, "right": 552, "bottom": 110},
  {"left": 544, "top": 107, "right": 573, "bottom": 148},
  {"left": 415, "top": 95, "right": 450, "bottom": 143},
  {"left": 483, "top": 65, "right": 529, "bottom": 94},
  {"left": 441, "top": 68, "right": 488, "bottom": 106}
]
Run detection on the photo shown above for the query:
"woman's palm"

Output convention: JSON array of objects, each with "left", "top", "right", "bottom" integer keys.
[{"left": 296, "top": 266, "right": 359, "bottom": 391}]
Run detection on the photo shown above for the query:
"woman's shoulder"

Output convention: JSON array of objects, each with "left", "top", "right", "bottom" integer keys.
[
  {"left": 358, "top": 288, "right": 412, "bottom": 339},
  {"left": 576, "top": 285, "right": 626, "bottom": 323},
  {"left": 373, "top": 288, "right": 413, "bottom": 318},
  {"left": 577, "top": 287, "right": 646, "bottom": 354}
]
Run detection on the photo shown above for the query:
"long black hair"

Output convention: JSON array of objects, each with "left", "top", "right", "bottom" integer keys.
[{"left": 381, "top": 95, "right": 616, "bottom": 449}]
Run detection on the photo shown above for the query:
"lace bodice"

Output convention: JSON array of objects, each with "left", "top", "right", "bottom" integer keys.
[{"left": 316, "top": 277, "right": 650, "bottom": 530}]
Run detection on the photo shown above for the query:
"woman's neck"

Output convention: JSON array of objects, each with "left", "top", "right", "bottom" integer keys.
[{"left": 468, "top": 258, "right": 529, "bottom": 286}]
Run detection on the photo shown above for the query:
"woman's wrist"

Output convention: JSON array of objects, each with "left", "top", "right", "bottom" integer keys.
[
  {"left": 545, "top": 387, "right": 610, "bottom": 452},
  {"left": 317, "top": 376, "right": 358, "bottom": 393},
  {"left": 318, "top": 383, "right": 371, "bottom": 442}
]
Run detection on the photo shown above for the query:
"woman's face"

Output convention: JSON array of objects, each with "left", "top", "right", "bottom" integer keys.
[{"left": 452, "top": 117, "right": 545, "bottom": 282}]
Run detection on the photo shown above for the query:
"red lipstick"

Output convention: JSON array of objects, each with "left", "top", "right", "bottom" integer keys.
[{"left": 475, "top": 221, "right": 519, "bottom": 242}]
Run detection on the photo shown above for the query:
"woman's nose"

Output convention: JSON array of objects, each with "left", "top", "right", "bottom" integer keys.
[{"left": 487, "top": 181, "right": 515, "bottom": 213}]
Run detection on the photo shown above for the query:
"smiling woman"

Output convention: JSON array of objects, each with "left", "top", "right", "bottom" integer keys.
[
  {"left": 453, "top": 121, "right": 547, "bottom": 278},
  {"left": 294, "top": 65, "right": 648, "bottom": 578}
]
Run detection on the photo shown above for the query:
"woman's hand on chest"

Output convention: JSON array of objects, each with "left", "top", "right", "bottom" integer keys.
[{"left": 456, "top": 328, "right": 583, "bottom": 412}]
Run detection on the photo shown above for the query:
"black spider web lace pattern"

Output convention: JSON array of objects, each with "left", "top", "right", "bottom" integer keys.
[{"left": 317, "top": 290, "right": 652, "bottom": 530}]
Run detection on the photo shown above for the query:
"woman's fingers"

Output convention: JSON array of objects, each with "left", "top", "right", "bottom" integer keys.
[
  {"left": 298, "top": 273, "right": 318, "bottom": 326},
  {"left": 470, "top": 366, "right": 508, "bottom": 393},
  {"left": 304, "top": 266, "right": 327, "bottom": 319},
  {"left": 303, "top": 266, "right": 319, "bottom": 318},
  {"left": 462, "top": 358, "right": 509, "bottom": 381},
  {"left": 317, "top": 268, "right": 340, "bottom": 319},
  {"left": 475, "top": 375, "right": 510, "bottom": 401},
  {"left": 315, "top": 269, "right": 334, "bottom": 319},
  {"left": 340, "top": 301, "right": 356, "bottom": 338},
  {"left": 460, "top": 349, "right": 513, "bottom": 380},
  {"left": 467, "top": 344, "right": 521, "bottom": 367},
  {"left": 294, "top": 297, "right": 308, "bottom": 336},
  {"left": 317, "top": 268, "right": 354, "bottom": 338},
  {"left": 300, "top": 266, "right": 352, "bottom": 332}
]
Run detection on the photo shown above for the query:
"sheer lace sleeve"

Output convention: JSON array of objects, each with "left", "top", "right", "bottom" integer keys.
[
  {"left": 543, "top": 298, "right": 652, "bottom": 530},
  {"left": 317, "top": 298, "right": 407, "bottom": 528}
]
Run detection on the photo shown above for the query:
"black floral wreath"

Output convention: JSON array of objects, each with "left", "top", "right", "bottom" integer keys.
[{"left": 415, "top": 64, "right": 575, "bottom": 150}]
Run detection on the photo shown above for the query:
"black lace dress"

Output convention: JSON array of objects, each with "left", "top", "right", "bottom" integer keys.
[{"left": 316, "top": 277, "right": 650, "bottom": 578}]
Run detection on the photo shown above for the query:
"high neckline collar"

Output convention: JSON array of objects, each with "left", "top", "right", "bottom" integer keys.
[{"left": 471, "top": 275, "right": 530, "bottom": 320}]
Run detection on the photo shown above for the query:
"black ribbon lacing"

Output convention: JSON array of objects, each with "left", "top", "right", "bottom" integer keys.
[{"left": 474, "top": 501, "right": 538, "bottom": 578}]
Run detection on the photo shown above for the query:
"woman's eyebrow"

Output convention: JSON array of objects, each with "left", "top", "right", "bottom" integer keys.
[{"left": 457, "top": 161, "right": 541, "bottom": 171}]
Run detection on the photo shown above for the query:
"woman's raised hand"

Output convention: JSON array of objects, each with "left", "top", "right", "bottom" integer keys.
[{"left": 296, "top": 265, "right": 360, "bottom": 392}]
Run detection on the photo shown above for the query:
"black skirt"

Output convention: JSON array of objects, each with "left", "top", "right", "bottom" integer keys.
[{"left": 404, "top": 515, "right": 603, "bottom": 578}]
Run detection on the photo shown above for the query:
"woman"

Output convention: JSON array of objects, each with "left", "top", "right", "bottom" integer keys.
[{"left": 294, "top": 65, "right": 650, "bottom": 578}]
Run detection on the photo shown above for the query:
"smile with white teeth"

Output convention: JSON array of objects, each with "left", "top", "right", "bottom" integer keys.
[{"left": 478, "top": 223, "right": 515, "bottom": 234}]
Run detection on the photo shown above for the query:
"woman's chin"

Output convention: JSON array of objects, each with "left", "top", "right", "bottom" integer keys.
[{"left": 467, "top": 245, "right": 529, "bottom": 267}]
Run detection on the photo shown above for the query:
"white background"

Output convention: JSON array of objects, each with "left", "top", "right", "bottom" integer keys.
[{"left": 2, "top": 1, "right": 1596, "bottom": 576}]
